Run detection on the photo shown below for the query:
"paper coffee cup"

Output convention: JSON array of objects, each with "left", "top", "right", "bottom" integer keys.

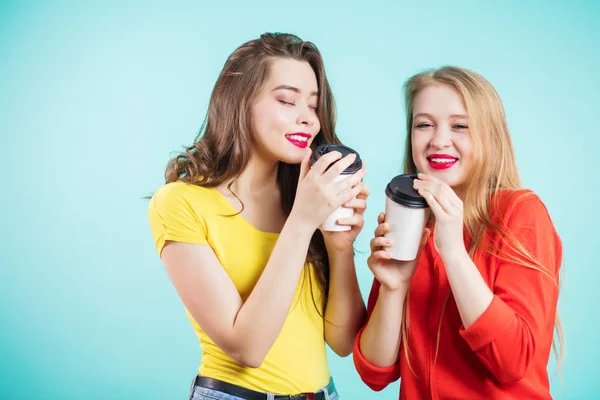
[
  {"left": 384, "top": 174, "right": 430, "bottom": 260},
  {"left": 311, "top": 144, "right": 362, "bottom": 232}
]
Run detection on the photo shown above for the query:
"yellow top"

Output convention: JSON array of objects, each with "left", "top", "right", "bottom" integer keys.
[{"left": 148, "top": 181, "right": 330, "bottom": 393}]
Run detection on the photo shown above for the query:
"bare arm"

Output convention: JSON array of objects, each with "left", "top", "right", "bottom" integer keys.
[
  {"left": 161, "top": 149, "right": 364, "bottom": 368},
  {"left": 358, "top": 213, "right": 429, "bottom": 367},
  {"left": 161, "top": 214, "right": 314, "bottom": 368},
  {"left": 324, "top": 246, "right": 367, "bottom": 356},
  {"left": 359, "top": 284, "right": 408, "bottom": 367}
]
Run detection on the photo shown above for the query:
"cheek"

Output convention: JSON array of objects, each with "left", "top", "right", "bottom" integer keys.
[
  {"left": 313, "top": 118, "right": 321, "bottom": 135},
  {"left": 457, "top": 137, "right": 475, "bottom": 165},
  {"left": 268, "top": 107, "right": 294, "bottom": 130},
  {"left": 411, "top": 134, "right": 427, "bottom": 156},
  {"left": 253, "top": 105, "right": 286, "bottom": 136},
  {"left": 251, "top": 104, "right": 269, "bottom": 134},
  {"left": 411, "top": 136, "right": 427, "bottom": 169}
]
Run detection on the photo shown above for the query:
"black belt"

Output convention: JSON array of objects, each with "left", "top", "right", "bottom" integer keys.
[{"left": 192, "top": 376, "right": 328, "bottom": 400}]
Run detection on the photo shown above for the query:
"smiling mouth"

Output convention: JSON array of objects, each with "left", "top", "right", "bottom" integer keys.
[
  {"left": 427, "top": 155, "right": 458, "bottom": 169},
  {"left": 285, "top": 133, "right": 310, "bottom": 149}
]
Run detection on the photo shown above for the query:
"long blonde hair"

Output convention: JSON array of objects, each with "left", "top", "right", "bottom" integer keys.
[{"left": 400, "top": 66, "right": 564, "bottom": 374}]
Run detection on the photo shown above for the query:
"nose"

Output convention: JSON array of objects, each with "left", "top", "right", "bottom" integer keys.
[
  {"left": 297, "top": 105, "right": 317, "bottom": 128},
  {"left": 429, "top": 126, "right": 452, "bottom": 150}
]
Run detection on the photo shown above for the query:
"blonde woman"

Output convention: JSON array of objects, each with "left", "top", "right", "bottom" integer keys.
[{"left": 354, "top": 66, "right": 563, "bottom": 399}]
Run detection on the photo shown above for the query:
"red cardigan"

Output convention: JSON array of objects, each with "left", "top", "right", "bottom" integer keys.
[{"left": 354, "top": 190, "right": 562, "bottom": 399}]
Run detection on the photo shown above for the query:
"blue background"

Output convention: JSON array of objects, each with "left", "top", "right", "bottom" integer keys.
[{"left": 1, "top": 1, "right": 599, "bottom": 398}]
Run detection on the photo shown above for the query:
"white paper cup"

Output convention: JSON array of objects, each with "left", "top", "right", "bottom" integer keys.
[
  {"left": 311, "top": 144, "right": 362, "bottom": 232},
  {"left": 383, "top": 174, "right": 430, "bottom": 260}
]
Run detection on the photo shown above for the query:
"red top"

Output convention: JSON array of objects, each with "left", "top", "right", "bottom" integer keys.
[{"left": 353, "top": 190, "right": 562, "bottom": 399}]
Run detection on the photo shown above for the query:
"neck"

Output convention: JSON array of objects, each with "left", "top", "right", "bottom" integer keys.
[{"left": 229, "top": 154, "right": 280, "bottom": 199}]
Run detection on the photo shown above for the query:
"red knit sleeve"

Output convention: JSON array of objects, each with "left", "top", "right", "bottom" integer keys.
[{"left": 460, "top": 193, "right": 561, "bottom": 383}]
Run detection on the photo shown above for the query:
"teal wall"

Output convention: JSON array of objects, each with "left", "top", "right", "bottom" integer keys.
[{"left": 1, "top": 1, "right": 598, "bottom": 398}]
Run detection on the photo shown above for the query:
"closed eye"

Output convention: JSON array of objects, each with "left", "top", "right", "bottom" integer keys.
[
  {"left": 278, "top": 100, "right": 294, "bottom": 106},
  {"left": 415, "top": 123, "right": 433, "bottom": 128}
]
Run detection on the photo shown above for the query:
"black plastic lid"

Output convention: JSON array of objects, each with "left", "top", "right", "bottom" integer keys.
[
  {"left": 385, "top": 174, "right": 429, "bottom": 208},
  {"left": 311, "top": 144, "right": 362, "bottom": 174}
]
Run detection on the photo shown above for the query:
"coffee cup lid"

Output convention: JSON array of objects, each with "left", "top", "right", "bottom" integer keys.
[
  {"left": 385, "top": 174, "right": 429, "bottom": 208},
  {"left": 311, "top": 144, "right": 362, "bottom": 174}
]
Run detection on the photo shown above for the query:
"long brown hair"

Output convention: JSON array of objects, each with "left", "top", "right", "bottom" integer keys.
[
  {"left": 164, "top": 33, "right": 341, "bottom": 311},
  {"left": 401, "top": 66, "right": 564, "bottom": 373}
]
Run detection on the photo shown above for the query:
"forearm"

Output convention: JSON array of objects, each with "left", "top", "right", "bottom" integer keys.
[
  {"left": 359, "top": 285, "right": 407, "bottom": 367},
  {"left": 444, "top": 249, "right": 494, "bottom": 329},
  {"left": 324, "top": 247, "right": 367, "bottom": 356},
  {"left": 233, "top": 215, "right": 315, "bottom": 365}
]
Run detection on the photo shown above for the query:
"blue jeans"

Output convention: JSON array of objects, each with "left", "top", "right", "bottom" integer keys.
[{"left": 189, "top": 377, "right": 339, "bottom": 400}]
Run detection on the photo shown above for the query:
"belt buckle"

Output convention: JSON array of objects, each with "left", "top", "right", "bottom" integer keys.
[{"left": 300, "top": 393, "right": 314, "bottom": 400}]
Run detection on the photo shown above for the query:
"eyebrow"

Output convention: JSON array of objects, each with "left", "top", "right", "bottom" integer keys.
[
  {"left": 272, "top": 85, "right": 318, "bottom": 96},
  {"left": 413, "top": 112, "right": 468, "bottom": 119}
]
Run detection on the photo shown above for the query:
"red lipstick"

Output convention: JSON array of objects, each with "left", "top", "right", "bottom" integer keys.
[
  {"left": 427, "top": 154, "right": 458, "bottom": 170},
  {"left": 285, "top": 132, "right": 311, "bottom": 149}
]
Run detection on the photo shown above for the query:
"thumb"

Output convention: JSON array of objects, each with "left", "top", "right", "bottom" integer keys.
[{"left": 298, "top": 148, "right": 312, "bottom": 181}]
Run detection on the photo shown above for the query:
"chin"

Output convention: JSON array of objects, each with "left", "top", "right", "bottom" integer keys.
[
  {"left": 281, "top": 155, "right": 305, "bottom": 165},
  {"left": 274, "top": 149, "right": 306, "bottom": 165},
  {"left": 421, "top": 168, "right": 460, "bottom": 185},
  {"left": 442, "top": 175, "right": 466, "bottom": 190}
]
